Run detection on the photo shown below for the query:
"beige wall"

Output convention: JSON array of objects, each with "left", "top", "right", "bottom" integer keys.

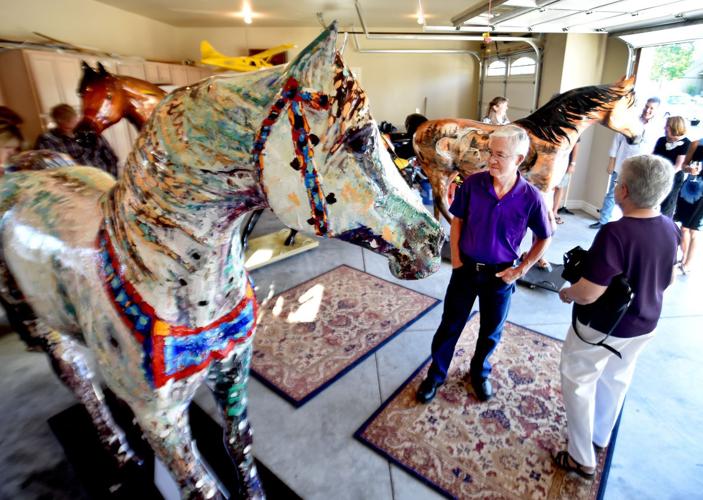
[
  {"left": 1, "top": 4, "right": 479, "bottom": 128},
  {"left": 535, "top": 33, "right": 630, "bottom": 212},
  {"left": 0, "top": 0, "right": 180, "bottom": 60},
  {"left": 176, "top": 27, "right": 479, "bottom": 126},
  {"left": 578, "top": 37, "right": 631, "bottom": 213},
  {"left": 537, "top": 34, "right": 567, "bottom": 107},
  {"left": 561, "top": 34, "right": 607, "bottom": 92}
]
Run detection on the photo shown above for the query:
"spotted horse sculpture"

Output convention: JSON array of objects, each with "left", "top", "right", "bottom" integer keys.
[{"left": 0, "top": 24, "right": 443, "bottom": 499}]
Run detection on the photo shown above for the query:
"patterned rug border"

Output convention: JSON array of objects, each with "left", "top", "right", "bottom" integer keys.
[
  {"left": 251, "top": 264, "right": 441, "bottom": 407},
  {"left": 353, "top": 313, "right": 622, "bottom": 500}
]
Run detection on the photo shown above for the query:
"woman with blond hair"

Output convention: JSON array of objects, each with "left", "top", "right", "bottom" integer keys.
[{"left": 653, "top": 115, "right": 690, "bottom": 217}]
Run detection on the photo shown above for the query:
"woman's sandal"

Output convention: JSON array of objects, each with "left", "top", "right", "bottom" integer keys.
[
  {"left": 555, "top": 215, "right": 565, "bottom": 225},
  {"left": 553, "top": 450, "right": 596, "bottom": 479}
]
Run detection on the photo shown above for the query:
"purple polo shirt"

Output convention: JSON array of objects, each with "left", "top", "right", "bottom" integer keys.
[
  {"left": 584, "top": 216, "right": 681, "bottom": 337},
  {"left": 449, "top": 171, "right": 552, "bottom": 264}
]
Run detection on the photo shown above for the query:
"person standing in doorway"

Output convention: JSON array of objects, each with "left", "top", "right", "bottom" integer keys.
[
  {"left": 654, "top": 116, "right": 690, "bottom": 218},
  {"left": 481, "top": 97, "right": 510, "bottom": 125},
  {"left": 590, "top": 97, "right": 661, "bottom": 229},
  {"left": 553, "top": 140, "right": 580, "bottom": 224},
  {"left": 675, "top": 140, "right": 703, "bottom": 274},
  {"left": 416, "top": 125, "right": 552, "bottom": 404}
]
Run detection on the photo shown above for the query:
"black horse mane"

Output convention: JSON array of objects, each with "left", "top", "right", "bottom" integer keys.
[{"left": 515, "top": 83, "right": 633, "bottom": 144}]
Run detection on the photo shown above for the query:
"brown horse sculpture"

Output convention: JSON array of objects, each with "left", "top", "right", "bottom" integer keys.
[
  {"left": 77, "top": 62, "right": 166, "bottom": 135},
  {"left": 414, "top": 76, "right": 641, "bottom": 222}
]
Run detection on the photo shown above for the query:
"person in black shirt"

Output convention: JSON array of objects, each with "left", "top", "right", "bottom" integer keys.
[
  {"left": 35, "top": 104, "right": 118, "bottom": 177},
  {"left": 653, "top": 116, "right": 690, "bottom": 217}
]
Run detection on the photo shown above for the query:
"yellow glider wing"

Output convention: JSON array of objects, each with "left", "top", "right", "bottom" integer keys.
[{"left": 200, "top": 41, "right": 295, "bottom": 72}]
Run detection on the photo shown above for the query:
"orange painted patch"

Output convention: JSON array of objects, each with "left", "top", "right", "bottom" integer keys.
[
  {"left": 382, "top": 226, "right": 394, "bottom": 243},
  {"left": 288, "top": 192, "right": 301, "bottom": 206}
]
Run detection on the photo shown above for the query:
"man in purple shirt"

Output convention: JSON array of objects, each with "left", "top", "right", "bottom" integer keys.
[
  {"left": 555, "top": 154, "right": 680, "bottom": 479},
  {"left": 417, "top": 125, "right": 552, "bottom": 403}
]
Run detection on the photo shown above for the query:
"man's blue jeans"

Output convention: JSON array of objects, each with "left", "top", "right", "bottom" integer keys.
[
  {"left": 598, "top": 171, "right": 618, "bottom": 224},
  {"left": 427, "top": 264, "right": 515, "bottom": 384}
]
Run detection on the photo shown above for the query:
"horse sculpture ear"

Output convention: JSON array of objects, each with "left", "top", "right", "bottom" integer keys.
[
  {"left": 97, "top": 62, "right": 109, "bottom": 75},
  {"left": 284, "top": 21, "right": 338, "bottom": 89},
  {"left": 81, "top": 61, "right": 96, "bottom": 75},
  {"left": 618, "top": 74, "right": 636, "bottom": 90}
]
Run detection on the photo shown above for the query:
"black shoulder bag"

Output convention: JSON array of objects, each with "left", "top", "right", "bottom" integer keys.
[{"left": 562, "top": 246, "right": 635, "bottom": 359}]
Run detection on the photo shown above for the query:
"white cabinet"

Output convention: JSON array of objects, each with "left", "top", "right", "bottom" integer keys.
[
  {"left": 0, "top": 48, "right": 215, "bottom": 169},
  {"left": 145, "top": 62, "right": 173, "bottom": 85}
]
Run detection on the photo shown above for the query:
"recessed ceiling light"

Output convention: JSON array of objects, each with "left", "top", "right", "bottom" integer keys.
[
  {"left": 243, "top": 1, "right": 253, "bottom": 24},
  {"left": 417, "top": 0, "right": 425, "bottom": 25}
]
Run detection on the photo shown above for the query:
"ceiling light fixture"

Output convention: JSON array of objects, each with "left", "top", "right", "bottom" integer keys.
[
  {"left": 242, "top": 1, "right": 253, "bottom": 24},
  {"left": 417, "top": 0, "right": 426, "bottom": 25}
]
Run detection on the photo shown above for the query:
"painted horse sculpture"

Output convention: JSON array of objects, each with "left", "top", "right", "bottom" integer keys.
[
  {"left": 414, "top": 76, "right": 641, "bottom": 222},
  {"left": 76, "top": 60, "right": 297, "bottom": 251},
  {"left": 0, "top": 24, "right": 443, "bottom": 499}
]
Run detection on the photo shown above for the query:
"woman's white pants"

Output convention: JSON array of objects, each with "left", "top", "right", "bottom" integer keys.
[{"left": 560, "top": 320, "right": 654, "bottom": 468}]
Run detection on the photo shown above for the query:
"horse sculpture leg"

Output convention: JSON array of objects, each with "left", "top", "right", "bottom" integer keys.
[
  {"left": 42, "top": 328, "right": 139, "bottom": 467},
  {"left": 209, "top": 344, "right": 265, "bottom": 500},
  {"left": 134, "top": 401, "right": 222, "bottom": 500}
]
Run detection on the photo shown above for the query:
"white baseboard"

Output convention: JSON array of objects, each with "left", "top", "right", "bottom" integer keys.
[{"left": 563, "top": 200, "right": 600, "bottom": 219}]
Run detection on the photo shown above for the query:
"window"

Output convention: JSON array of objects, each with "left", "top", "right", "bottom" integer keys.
[
  {"left": 486, "top": 60, "right": 507, "bottom": 77},
  {"left": 509, "top": 56, "right": 536, "bottom": 76}
]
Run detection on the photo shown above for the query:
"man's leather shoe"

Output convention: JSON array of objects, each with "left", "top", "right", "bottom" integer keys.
[
  {"left": 472, "top": 379, "right": 493, "bottom": 401},
  {"left": 416, "top": 377, "right": 442, "bottom": 403},
  {"left": 589, "top": 222, "right": 602, "bottom": 229}
]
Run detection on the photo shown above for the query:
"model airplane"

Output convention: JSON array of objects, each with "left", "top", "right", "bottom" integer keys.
[{"left": 200, "top": 40, "right": 295, "bottom": 72}]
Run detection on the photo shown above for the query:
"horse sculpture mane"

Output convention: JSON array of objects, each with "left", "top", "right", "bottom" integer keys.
[
  {"left": 414, "top": 76, "right": 641, "bottom": 222},
  {"left": 515, "top": 83, "right": 635, "bottom": 145},
  {"left": 0, "top": 24, "right": 443, "bottom": 499}
]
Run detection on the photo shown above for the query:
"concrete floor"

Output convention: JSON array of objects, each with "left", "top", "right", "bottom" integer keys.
[{"left": 1, "top": 208, "right": 701, "bottom": 499}]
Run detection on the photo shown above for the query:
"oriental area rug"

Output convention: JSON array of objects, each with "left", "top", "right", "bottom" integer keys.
[
  {"left": 355, "top": 314, "right": 617, "bottom": 499},
  {"left": 252, "top": 265, "right": 439, "bottom": 407}
]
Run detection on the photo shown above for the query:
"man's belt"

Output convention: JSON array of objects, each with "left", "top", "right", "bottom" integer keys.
[{"left": 461, "top": 254, "right": 515, "bottom": 273}]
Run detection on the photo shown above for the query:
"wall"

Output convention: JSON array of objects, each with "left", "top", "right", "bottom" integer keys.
[
  {"left": 559, "top": 33, "right": 609, "bottom": 209},
  {"left": 0, "top": 0, "right": 180, "bottom": 61},
  {"left": 578, "top": 37, "right": 630, "bottom": 214},
  {"left": 0, "top": 3, "right": 479, "bottom": 129},
  {"left": 535, "top": 33, "right": 630, "bottom": 212},
  {"left": 537, "top": 34, "right": 567, "bottom": 107},
  {"left": 176, "top": 27, "right": 479, "bottom": 126}
]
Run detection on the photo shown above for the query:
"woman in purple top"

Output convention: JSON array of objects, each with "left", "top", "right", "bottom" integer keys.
[
  {"left": 416, "top": 125, "right": 552, "bottom": 404},
  {"left": 556, "top": 154, "right": 680, "bottom": 479}
]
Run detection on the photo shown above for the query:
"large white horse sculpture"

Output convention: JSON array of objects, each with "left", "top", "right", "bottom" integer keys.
[{"left": 0, "top": 25, "right": 443, "bottom": 499}]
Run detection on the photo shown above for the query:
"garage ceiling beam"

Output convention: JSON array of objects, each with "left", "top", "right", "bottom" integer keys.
[{"left": 451, "top": 0, "right": 511, "bottom": 27}]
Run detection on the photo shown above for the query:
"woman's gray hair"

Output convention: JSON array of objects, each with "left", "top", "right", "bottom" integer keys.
[
  {"left": 489, "top": 124, "right": 530, "bottom": 158},
  {"left": 619, "top": 154, "right": 674, "bottom": 208}
]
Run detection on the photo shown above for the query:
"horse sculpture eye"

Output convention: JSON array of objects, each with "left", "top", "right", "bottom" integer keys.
[{"left": 345, "top": 123, "right": 375, "bottom": 155}]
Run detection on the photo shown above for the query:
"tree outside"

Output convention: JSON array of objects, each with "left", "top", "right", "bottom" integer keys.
[{"left": 650, "top": 43, "right": 694, "bottom": 83}]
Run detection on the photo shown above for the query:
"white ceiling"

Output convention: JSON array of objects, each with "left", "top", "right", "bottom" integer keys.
[{"left": 94, "top": 0, "right": 703, "bottom": 34}]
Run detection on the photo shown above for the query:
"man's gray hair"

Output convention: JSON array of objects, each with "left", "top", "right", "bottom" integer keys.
[
  {"left": 619, "top": 154, "right": 673, "bottom": 209},
  {"left": 490, "top": 124, "right": 530, "bottom": 158}
]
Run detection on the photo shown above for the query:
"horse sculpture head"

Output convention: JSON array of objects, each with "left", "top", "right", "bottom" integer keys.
[
  {"left": 77, "top": 62, "right": 165, "bottom": 137},
  {"left": 516, "top": 75, "right": 641, "bottom": 147},
  {"left": 123, "top": 23, "right": 443, "bottom": 281},
  {"left": 255, "top": 27, "right": 443, "bottom": 279}
]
